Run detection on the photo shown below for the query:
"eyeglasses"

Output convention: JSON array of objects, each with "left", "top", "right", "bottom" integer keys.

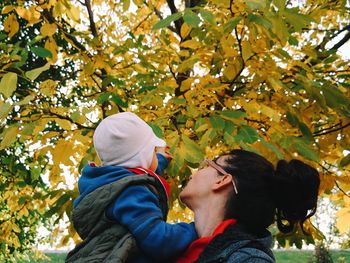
[{"left": 199, "top": 159, "right": 238, "bottom": 194}]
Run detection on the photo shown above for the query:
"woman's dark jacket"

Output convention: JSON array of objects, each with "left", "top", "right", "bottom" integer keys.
[{"left": 195, "top": 224, "right": 275, "bottom": 263}]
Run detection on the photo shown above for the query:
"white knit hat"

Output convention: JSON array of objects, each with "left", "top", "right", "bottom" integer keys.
[{"left": 93, "top": 112, "right": 166, "bottom": 168}]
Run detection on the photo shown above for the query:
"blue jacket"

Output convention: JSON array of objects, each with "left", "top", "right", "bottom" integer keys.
[{"left": 74, "top": 154, "right": 197, "bottom": 262}]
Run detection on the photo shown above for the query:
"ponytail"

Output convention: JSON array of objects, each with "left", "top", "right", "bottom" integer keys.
[{"left": 271, "top": 159, "right": 320, "bottom": 234}]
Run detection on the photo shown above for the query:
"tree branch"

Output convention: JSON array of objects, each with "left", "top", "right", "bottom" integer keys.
[
  {"left": 42, "top": 9, "right": 88, "bottom": 54},
  {"left": 48, "top": 111, "right": 94, "bottom": 130},
  {"left": 166, "top": 0, "right": 183, "bottom": 35},
  {"left": 85, "top": 0, "right": 98, "bottom": 38},
  {"left": 330, "top": 29, "right": 350, "bottom": 51},
  {"left": 313, "top": 122, "right": 350, "bottom": 137},
  {"left": 335, "top": 181, "right": 350, "bottom": 197}
]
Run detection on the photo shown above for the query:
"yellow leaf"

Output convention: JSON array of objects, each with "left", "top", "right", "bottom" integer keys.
[
  {"left": 0, "top": 72, "right": 17, "bottom": 98},
  {"left": 177, "top": 57, "right": 198, "bottom": 73},
  {"left": 18, "top": 206, "right": 29, "bottom": 218},
  {"left": 180, "top": 78, "right": 194, "bottom": 92},
  {"left": 180, "top": 23, "right": 192, "bottom": 39},
  {"left": 134, "top": 64, "right": 148, "bottom": 74},
  {"left": 12, "top": 223, "right": 21, "bottom": 233},
  {"left": 180, "top": 39, "right": 201, "bottom": 49},
  {"left": 55, "top": 119, "right": 72, "bottom": 130},
  {"left": 52, "top": 140, "right": 76, "bottom": 166},
  {"left": 49, "top": 165, "right": 63, "bottom": 186},
  {"left": 16, "top": 6, "right": 41, "bottom": 24},
  {"left": 40, "top": 23, "right": 57, "bottom": 37},
  {"left": 0, "top": 125, "right": 18, "bottom": 150},
  {"left": 2, "top": 5, "right": 14, "bottom": 14},
  {"left": 319, "top": 173, "right": 336, "bottom": 193},
  {"left": 66, "top": 4, "right": 81, "bottom": 22},
  {"left": 267, "top": 77, "right": 284, "bottom": 91},
  {"left": 45, "top": 37, "right": 58, "bottom": 62},
  {"left": 260, "top": 104, "right": 281, "bottom": 122},
  {"left": 12, "top": 235, "right": 21, "bottom": 248},
  {"left": 223, "top": 61, "right": 240, "bottom": 80},
  {"left": 220, "top": 35, "right": 237, "bottom": 57},
  {"left": 40, "top": 79, "right": 57, "bottom": 96},
  {"left": 4, "top": 13, "right": 19, "bottom": 38},
  {"left": 25, "top": 63, "right": 51, "bottom": 81},
  {"left": 53, "top": 0, "right": 66, "bottom": 17},
  {"left": 242, "top": 40, "right": 253, "bottom": 61},
  {"left": 336, "top": 205, "right": 350, "bottom": 233}
]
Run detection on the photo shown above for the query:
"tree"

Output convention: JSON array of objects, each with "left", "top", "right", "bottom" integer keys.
[{"left": 0, "top": 0, "right": 350, "bottom": 259}]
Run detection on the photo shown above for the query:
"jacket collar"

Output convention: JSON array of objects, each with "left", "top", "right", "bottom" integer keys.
[{"left": 195, "top": 223, "right": 275, "bottom": 263}]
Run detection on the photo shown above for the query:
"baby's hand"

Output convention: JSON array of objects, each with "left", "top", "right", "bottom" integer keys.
[{"left": 156, "top": 146, "right": 173, "bottom": 160}]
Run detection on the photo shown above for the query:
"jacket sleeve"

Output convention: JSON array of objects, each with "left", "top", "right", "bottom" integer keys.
[
  {"left": 155, "top": 153, "right": 168, "bottom": 175},
  {"left": 106, "top": 185, "right": 198, "bottom": 261}
]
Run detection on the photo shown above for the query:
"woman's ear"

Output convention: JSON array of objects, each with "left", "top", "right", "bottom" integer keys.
[{"left": 212, "top": 174, "right": 233, "bottom": 191}]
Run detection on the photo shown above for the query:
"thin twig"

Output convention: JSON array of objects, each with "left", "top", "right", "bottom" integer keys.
[{"left": 85, "top": 0, "right": 98, "bottom": 38}]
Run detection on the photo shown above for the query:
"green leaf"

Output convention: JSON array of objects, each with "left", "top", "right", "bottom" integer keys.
[
  {"left": 71, "top": 111, "right": 80, "bottom": 122},
  {"left": 223, "top": 17, "right": 242, "bottom": 33},
  {"left": 220, "top": 110, "right": 246, "bottom": 120},
  {"left": 286, "top": 111, "right": 299, "bottom": 126},
  {"left": 277, "top": 48, "right": 292, "bottom": 59},
  {"left": 293, "top": 138, "right": 319, "bottom": 162},
  {"left": 299, "top": 122, "right": 314, "bottom": 141},
  {"left": 25, "top": 63, "right": 50, "bottom": 81},
  {"left": 30, "top": 46, "right": 53, "bottom": 58},
  {"left": 339, "top": 154, "right": 350, "bottom": 167},
  {"left": 30, "top": 167, "right": 41, "bottom": 181},
  {"left": 111, "top": 94, "right": 128, "bottom": 107},
  {"left": 237, "top": 125, "right": 259, "bottom": 144},
  {"left": 282, "top": 8, "right": 314, "bottom": 31},
  {"left": 273, "top": 0, "right": 286, "bottom": 10},
  {"left": 97, "top": 93, "right": 111, "bottom": 104},
  {"left": 248, "top": 14, "right": 272, "bottom": 29},
  {"left": 138, "top": 85, "right": 157, "bottom": 94},
  {"left": 183, "top": 9, "right": 201, "bottom": 28},
  {"left": 15, "top": 95, "right": 34, "bottom": 106},
  {"left": 210, "top": 115, "right": 225, "bottom": 130},
  {"left": 321, "top": 84, "right": 350, "bottom": 110},
  {"left": 239, "top": 141, "right": 260, "bottom": 154},
  {"left": 168, "top": 145, "right": 185, "bottom": 177},
  {"left": 182, "top": 134, "right": 204, "bottom": 163},
  {"left": 153, "top": 12, "right": 182, "bottom": 30},
  {"left": 224, "top": 132, "right": 236, "bottom": 145},
  {"left": 260, "top": 138, "right": 284, "bottom": 159},
  {"left": 45, "top": 193, "right": 71, "bottom": 218},
  {"left": 246, "top": 0, "right": 266, "bottom": 10},
  {"left": 149, "top": 123, "right": 164, "bottom": 139},
  {"left": 22, "top": 123, "right": 35, "bottom": 136},
  {"left": 288, "top": 36, "right": 299, "bottom": 46},
  {"left": 199, "top": 9, "right": 216, "bottom": 25},
  {"left": 0, "top": 72, "right": 17, "bottom": 98},
  {"left": 0, "top": 102, "right": 13, "bottom": 119}
]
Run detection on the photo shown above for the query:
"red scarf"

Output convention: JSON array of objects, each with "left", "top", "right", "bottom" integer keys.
[
  {"left": 176, "top": 219, "right": 237, "bottom": 263},
  {"left": 128, "top": 167, "right": 171, "bottom": 200}
]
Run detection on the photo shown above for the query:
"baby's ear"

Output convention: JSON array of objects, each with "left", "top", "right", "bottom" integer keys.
[{"left": 212, "top": 174, "right": 233, "bottom": 191}]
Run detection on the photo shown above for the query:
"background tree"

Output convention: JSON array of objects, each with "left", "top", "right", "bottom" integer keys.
[{"left": 0, "top": 0, "right": 350, "bottom": 260}]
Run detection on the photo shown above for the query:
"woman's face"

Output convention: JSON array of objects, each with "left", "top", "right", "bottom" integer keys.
[{"left": 179, "top": 158, "right": 223, "bottom": 209}]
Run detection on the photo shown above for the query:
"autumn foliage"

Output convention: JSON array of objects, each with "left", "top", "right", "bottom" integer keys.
[{"left": 0, "top": 0, "right": 350, "bottom": 260}]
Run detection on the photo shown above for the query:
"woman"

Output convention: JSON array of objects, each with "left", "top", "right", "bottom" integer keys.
[{"left": 177, "top": 149, "right": 320, "bottom": 263}]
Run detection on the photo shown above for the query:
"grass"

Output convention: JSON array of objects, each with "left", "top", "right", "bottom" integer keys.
[
  {"left": 16, "top": 250, "right": 350, "bottom": 262},
  {"left": 274, "top": 250, "right": 350, "bottom": 263}
]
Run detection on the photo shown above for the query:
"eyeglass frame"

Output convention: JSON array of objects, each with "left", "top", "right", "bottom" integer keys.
[{"left": 200, "top": 159, "right": 238, "bottom": 194}]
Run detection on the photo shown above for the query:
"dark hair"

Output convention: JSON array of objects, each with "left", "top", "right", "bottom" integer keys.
[{"left": 220, "top": 149, "right": 320, "bottom": 234}]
